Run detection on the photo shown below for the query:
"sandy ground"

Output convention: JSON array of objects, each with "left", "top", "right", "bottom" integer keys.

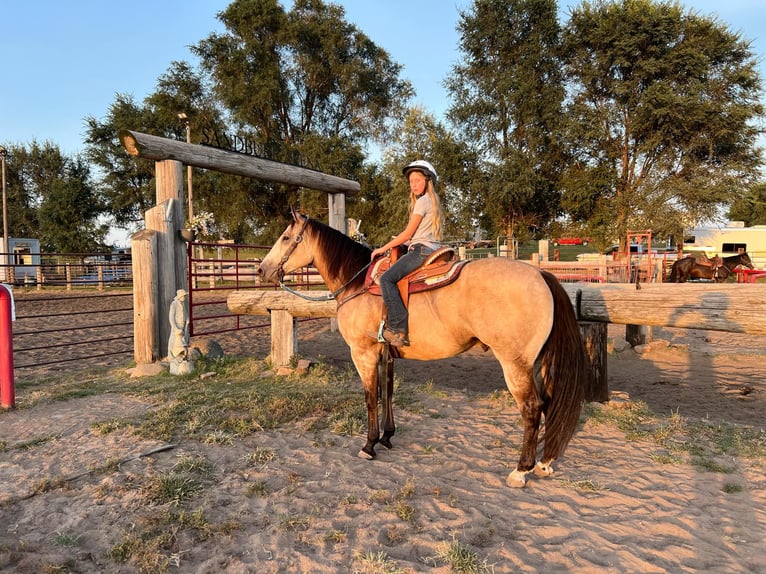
[{"left": 1, "top": 321, "right": 765, "bottom": 573}]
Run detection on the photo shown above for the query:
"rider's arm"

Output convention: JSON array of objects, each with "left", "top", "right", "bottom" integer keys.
[{"left": 371, "top": 213, "right": 423, "bottom": 259}]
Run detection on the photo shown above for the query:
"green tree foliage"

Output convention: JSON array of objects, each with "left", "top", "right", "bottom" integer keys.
[
  {"left": 728, "top": 183, "right": 766, "bottom": 226},
  {"left": 445, "top": 0, "right": 565, "bottom": 240},
  {"left": 84, "top": 94, "right": 158, "bottom": 228},
  {"left": 85, "top": 0, "right": 412, "bottom": 243},
  {"left": 188, "top": 0, "right": 413, "bottom": 237},
  {"left": 561, "top": 0, "right": 764, "bottom": 246},
  {"left": 4, "top": 142, "right": 107, "bottom": 251},
  {"left": 367, "top": 108, "right": 478, "bottom": 246}
]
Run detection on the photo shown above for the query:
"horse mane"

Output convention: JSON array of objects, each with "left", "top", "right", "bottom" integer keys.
[{"left": 305, "top": 218, "right": 372, "bottom": 289}]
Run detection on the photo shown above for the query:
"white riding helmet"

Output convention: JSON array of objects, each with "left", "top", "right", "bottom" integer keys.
[{"left": 402, "top": 159, "right": 438, "bottom": 183}]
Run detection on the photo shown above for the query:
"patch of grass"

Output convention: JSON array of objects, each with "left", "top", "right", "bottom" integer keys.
[
  {"left": 328, "top": 407, "right": 366, "bottom": 436},
  {"left": 278, "top": 513, "right": 311, "bottom": 531},
  {"left": 91, "top": 419, "right": 126, "bottom": 435},
  {"left": 722, "top": 482, "right": 744, "bottom": 494},
  {"left": 245, "top": 446, "right": 276, "bottom": 467},
  {"left": 247, "top": 480, "right": 268, "bottom": 496},
  {"left": 433, "top": 537, "right": 494, "bottom": 574},
  {"left": 53, "top": 532, "right": 82, "bottom": 547},
  {"left": 582, "top": 400, "right": 766, "bottom": 474},
  {"left": 323, "top": 528, "right": 347, "bottom": 544},
  {"left": 16, "top": 434, "right": 59, "bottom": 450},
  {"left": 145, "top": 472, "right": 203, "bottom": 506},
  {"left": 559, "top": 477, "right": 609, "bottom": 493},
  {"left": 174, "top": 454, "right": 216, "bottom": 478},
  {"left": 354, "top": 550, "right": 406, "bottom": 574}
]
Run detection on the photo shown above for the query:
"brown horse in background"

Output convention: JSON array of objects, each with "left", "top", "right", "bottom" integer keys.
[
  {"left": 668, "top": 255, "right": 730, "bottom": 282},
  {"left": 257, "top": 213, "right": 589, "bottom": 488}
]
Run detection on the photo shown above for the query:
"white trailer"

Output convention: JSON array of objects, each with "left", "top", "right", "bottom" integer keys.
[{"left": 683, "top": 222, "right": 766, "bottom": 268}]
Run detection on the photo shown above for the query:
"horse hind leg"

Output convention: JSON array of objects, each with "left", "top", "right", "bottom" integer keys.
[{"left": 502, "top": 360, "right": 546, "bottom": 488}]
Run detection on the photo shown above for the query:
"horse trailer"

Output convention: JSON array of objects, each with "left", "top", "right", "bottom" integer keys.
[{"left": 683, "top": 222, "right": 766, "bottom": 268}]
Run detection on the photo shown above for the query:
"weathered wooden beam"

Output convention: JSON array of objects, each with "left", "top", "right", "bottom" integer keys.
[
  {"left": 119, "top": 130, "right": 360, "bottom": 195},
  {"left": 562, "top": 283, "right": 766, "bottom": 335},
  {"left": 230, "top": 283, "right": 766, "bottom": 336},
  {"left": 228, "top": 290, "right": 337, "bottom": 318}
]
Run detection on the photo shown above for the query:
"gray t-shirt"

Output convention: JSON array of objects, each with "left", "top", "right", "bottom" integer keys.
[{"left": 409, "top": 193, "right": 441, "bottom": 251}]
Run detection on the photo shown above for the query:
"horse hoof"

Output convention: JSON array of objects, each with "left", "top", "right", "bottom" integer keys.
[
  {"left": 358, "top": 449, "right": 375, "bottom": 460},
  {"left": 506, "top": 469, "right": 528, "bottom": 488},
  {"left": 380, "top": 438, "right": 393, "bottom": 449},
  {"left": 534, "top": 461, "right": 555, "bottom": 477}
]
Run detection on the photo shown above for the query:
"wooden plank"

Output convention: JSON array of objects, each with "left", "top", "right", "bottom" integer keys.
[
  {"left": 119, "top": 130, "right": 360, "bottom": 195},
  {"left": 230, "top": 284, "right": 766, "bottom": 335},
  {"left": 562, "top": 283, "right": 766, "bottom": 335}
]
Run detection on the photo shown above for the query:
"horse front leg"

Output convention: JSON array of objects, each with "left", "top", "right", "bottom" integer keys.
[
  {"left": 354, "top": 350, "right": 382, "bottom": 460},
  {"left": 379, "top": 349, "right": 395, "bottom": 450}
]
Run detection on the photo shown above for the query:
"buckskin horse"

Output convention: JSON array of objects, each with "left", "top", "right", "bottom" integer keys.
[{"left": 257, "top": 212, "right": 589, "bottom": 488}]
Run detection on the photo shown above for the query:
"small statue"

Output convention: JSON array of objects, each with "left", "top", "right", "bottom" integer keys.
[{"left": 168, "top": 289, "right": 193, "bottom": 374}]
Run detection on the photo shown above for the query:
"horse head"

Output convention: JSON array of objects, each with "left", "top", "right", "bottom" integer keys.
[{"left": 257, "top": 212, "right": 313, "bottom": 283}]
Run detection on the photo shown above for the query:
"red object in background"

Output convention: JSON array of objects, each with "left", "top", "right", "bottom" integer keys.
[
  {"left": 0, "top": 284, "right": 14, "bottom": 410},
  {"left": 552, "top": 237, "right": 590, "bottom": 246}
]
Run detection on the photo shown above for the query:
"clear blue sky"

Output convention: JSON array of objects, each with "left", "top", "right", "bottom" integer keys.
[
  {"left": 2, "top": 0, "right": 764, "bottom": 156},
  {"left": 1, "top": 1, "right": 764, "bottom": 245}
]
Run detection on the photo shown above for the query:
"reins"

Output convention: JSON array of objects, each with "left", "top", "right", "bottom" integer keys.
[{"left": 279, "top": 261, "right": 371, "bottom": 302}]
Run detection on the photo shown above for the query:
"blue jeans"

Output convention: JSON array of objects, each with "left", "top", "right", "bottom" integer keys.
[{"left": 380, "top": 244, "right": 432, "bottom": 333}]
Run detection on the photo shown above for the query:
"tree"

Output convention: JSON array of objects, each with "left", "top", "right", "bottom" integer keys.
[
  {"left": 445, "top": 0, "right": 565, "bottom": 240},
  {"left": 4, "top": 142, "right": 107, "bottom": 251},
  {"left": 369, "top": 108, "right": 478, "bottom": 246},
  {"left": 86, "top": 0, "right": 413, "bottom": 242},
  {"left": 561, "top": 0, "right": 764, "bottom": 247},
  {"left": 189, "top": 0, "right": 413, "bottom": 234},
  {"left": 728, "top": 183, "right": 766, "bottom": 226}
]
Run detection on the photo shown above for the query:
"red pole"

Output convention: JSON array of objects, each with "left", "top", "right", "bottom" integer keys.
[{"left": 0, "top": 283, "right": 14, "bottom": 410}]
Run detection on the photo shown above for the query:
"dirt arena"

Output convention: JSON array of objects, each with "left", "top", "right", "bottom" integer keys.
[{"left": 1, "top": 291, "right": 765, "bottom": 572}]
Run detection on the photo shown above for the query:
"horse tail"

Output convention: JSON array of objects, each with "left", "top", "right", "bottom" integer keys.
[{"left": 537, "top": 271, "right": 588, "bottom": 461}]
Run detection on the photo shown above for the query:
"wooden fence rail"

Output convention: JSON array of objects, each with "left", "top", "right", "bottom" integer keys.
[{"left": 228, "top": 283, "right": 766, "bottom": 336}]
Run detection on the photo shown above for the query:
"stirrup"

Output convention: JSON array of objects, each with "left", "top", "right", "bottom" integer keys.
[{"left": 376, "top": 320, "right": 387, "bottom": 343}]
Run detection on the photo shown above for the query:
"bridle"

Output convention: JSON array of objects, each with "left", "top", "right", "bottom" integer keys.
[
  {"left": 275, "top": 214, "right": 309, "bottom": 283},
  {"left": 276, "top": 214, "right": 372, "bottom": 303}
]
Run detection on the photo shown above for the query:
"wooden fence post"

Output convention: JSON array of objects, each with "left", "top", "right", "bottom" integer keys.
[
  {"left": 579, "top": 321, "right": 608, "bottom": 402},
  {"left": 145, "top": 195, "right": 185, "bottom": 360},
  {"left": 270, "top": 309, "right": 297, "bottom": 367},
  {"left": 131, "top": 229, "right": 159, "bottom": 363}
]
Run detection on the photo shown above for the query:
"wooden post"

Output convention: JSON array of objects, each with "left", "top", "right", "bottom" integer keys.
[
  {"left": 131, "top": 229, "right": 159, "bottom": 363},
  {"left": 327, "top": 192, "right": 346, "bottom": 332},
  {"left": 328, "top": 193, "right": 347, "bottom": 234},
  {"left": 270, "top": 309, "right": 297, "bottom": 367},
  {"left": 579, "top": 321, "right": 608, "bottom": 402},
  {"left": 146, "top": 196, "right": 185, "bottom": 359},
  {"left": 626, "top": 324, "right": 652, "bottom": 347}
]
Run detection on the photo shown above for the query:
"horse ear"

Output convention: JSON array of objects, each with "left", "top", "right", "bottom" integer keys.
[{"left": 290, "top": 206, "right": 298, "bottom": 221}]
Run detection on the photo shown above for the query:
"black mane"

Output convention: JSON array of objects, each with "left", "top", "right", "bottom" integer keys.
[{"left": 305, "top": 218, "right": 372, "bottom": 289}]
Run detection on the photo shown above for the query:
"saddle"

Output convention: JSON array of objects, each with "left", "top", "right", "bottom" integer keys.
[
  {"left": 690, "top": 253, "right": 720, "bottom": 269},
  {"left": 366, "top": 246, "right": 470, "bottom": 306}
]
